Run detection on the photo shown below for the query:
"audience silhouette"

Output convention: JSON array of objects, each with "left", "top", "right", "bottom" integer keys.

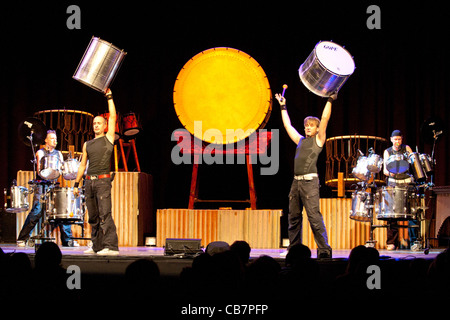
[{"left": 1, "top": 241, "right": 449, "bottom": 301}]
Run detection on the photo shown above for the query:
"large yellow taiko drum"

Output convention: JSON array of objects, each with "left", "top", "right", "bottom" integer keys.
[{"left": 173, "top": 47, "right": 272, "bottom": 144}]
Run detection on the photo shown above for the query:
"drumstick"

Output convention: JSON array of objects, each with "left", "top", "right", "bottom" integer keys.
[{"left": 282, "top": 84, "right": 288, "bottom": 97}]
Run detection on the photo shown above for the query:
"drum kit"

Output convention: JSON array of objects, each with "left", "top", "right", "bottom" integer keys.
[
  {"left": 349, "top": 146, "right": 436, "bottom": 249},
  {"left": 4, "top": 117, "right": 87, "bottom": 243}
]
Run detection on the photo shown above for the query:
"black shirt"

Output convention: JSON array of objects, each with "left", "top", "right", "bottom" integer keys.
[
  {"left": 86, "top": 136, "right": 113, "bottom": 175},
  {"left": 294, "top": 136, "right": 323, "bottom": 175}
]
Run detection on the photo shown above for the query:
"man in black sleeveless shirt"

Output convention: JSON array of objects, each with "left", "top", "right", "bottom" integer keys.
[
  {"left": 74, "top": 89, "right": 119, "bottom": 255},
  {"left": 275, "top": 92, "right": 336, "bottom": 258}
]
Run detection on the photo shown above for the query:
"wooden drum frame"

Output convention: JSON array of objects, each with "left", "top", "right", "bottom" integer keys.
[
  {"left": 34, "top": 109, "right": 94, "bottom": 157},
  {"left": 325, "top": 135, "right": 388, "bottom": 188}
]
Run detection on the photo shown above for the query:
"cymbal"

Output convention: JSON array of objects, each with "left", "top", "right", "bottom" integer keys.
[{"left": 18, "top": 117, "right": 47, "bottom": 146}]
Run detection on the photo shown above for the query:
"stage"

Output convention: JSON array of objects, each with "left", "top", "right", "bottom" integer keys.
[{"left": 1, "top": 244, "right": 443, "bottom": 273}]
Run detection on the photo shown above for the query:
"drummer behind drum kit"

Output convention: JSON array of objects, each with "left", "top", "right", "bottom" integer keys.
[
  {"left": 4, "top": 116, "right": 87, "bottom": 243},
  {"left": 350, "top": 146, "right": 435, "bottom": 248}
]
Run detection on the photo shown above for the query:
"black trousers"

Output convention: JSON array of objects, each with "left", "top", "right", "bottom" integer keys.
[
  {"left": 288, "top": 177, "right": 331, "bottom": 252},
  {"left": 85, "top": 177, "right": 119, "bottom": 252}
]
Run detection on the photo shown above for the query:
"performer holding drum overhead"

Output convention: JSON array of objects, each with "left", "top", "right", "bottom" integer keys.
[
  {"left": 383, "top": 129, "right": 418, "bottom": 250},
  {"left": 73, "top": 89, "right": 119, "bottom": 256},
  {"left": 17, "top": 130, "right": 75, "bottom": 247},
  {"left": 275, "top": 89, "right": 336, "bottom": 259}
]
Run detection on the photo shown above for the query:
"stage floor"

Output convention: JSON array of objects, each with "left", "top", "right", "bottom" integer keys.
[{"left": 0, "top": 244, "right": 444, "bottom": 276}]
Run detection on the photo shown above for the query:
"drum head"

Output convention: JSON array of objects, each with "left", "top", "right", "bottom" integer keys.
[
  {"left": 315, "top": 41, "right": 355, "bottom": 76},
  {"left": 173, "top": 47, "right": 272, "bottom": 144}
]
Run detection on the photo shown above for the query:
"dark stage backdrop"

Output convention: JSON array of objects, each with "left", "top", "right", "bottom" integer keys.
[{"left": 1, "top": 1, "right": 448, "bottom": 217}]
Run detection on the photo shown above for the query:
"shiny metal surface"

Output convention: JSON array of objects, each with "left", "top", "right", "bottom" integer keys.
[
  {"left": 4, "top": 186, "right": 29, "bottom": 213},
  {"left": 299, "top": 41, "right": 355, "bottom": 97},
  {"left": 73, "top": 36, "right": 126, "bottom": 93}
]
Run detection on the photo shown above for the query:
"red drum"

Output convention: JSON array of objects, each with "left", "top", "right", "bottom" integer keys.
[
  {"left": 100, "top": 113, "right": 121, "bottom": 140},
  {"left": 122, "top": 113, "right": 141, "bottom": 136}
]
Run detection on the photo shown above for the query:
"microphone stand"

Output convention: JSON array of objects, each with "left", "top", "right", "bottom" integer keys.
[{"left": 27, "top": 130, "right": 37, "bottom": 181}]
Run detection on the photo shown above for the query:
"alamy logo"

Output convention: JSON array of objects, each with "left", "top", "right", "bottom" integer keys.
[{"left": 171, "top": 121, "right": 280, "bottom": 175}]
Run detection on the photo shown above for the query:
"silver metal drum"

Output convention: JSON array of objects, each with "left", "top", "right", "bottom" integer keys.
[
  {"left": 47, "top": 187, "right": 83, "bottom": 220},
  {"left": 408, "top": 152, "right": 426, "bottom": 183},
  {"left": 376, "top": 186, "right": 417, "bottom": 220},
  {"left": 73, "top": 36, "right": 127, "bottom": 93},
  {"left": 4, "top": 186, "right": 29, "bottom": 213},
  {"left": 350, "top": 190, "right": 373, "bottom": 222},
  {"left": 367, "top": 153, "right": 383, "bottom": 173},
  {"left": 299, "top": 41, "right": 355, "bottom": 97},
  {"left": 385, "top": 153, "right": 409, "bottom": 174},
  {"left": 62, "top": 159, "right": 80, "bottom": 180},
  {"left": 352, "top": 156, "right": 369, "bottom": 181},
  {"left": 420, "top": 154, "right": 433, "bottom": 175},
  {"left": 40, "top": 155, "right": 61, "bottom": 180}
]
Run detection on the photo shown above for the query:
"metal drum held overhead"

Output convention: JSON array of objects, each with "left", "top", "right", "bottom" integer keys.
[
  {"left": 73, "top": 36, "right": 127, "bottom": 93},
  {"left": 173, "top": 47, "right": 272, "bottom": 144},
  {"left": 299, "top": 41, "right": 355, "bottom": 97}
]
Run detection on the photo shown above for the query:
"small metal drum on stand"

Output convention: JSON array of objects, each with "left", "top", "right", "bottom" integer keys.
[
  {"left": 46, "top": 187, "right": 84, "bottom": 221},
  {"left": 73, "top": 36, "right": 127, "bottom": 93},
  {"left": 408, "top": 152, "right": 427, "bottom": 183},
  {"left": 350, "top": 189, "right": 374, "bottom": 222},
  {"left": 40, "top": 155, "right": 62, "bottom": 180},
  {"left": 299, "top": 41, "right": 355, "bottom": 97},
  {"left": 386, "top": 153, "right": 409, "bottom": 174},
  {"left": 4, "top": 186, "right": 30, "bottom": 213},
  {"left": 62, "top": 158, "right": 80, "bottom": 180}
]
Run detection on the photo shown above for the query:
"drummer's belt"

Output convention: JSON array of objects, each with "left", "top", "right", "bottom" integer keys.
[
  {"left": 294, "top": 173, "right": 318, "bottom": 181},
  {"left": 388, "top": 177, "right": 413, "bottom": 184}
]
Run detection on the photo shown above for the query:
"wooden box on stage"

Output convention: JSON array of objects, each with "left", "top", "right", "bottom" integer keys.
[
  {"left": 156, "top": 209, "right": 282, "bottom": 249},
  {"left": 15, "top": 171, "right": 153, "bottom": 246}
]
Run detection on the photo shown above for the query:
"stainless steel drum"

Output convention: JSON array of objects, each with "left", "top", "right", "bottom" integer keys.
[
  {"left": 352, "top": 156, "right": 369, "bottom": 181},
  {"left": 408, "top": 152, "right": 426, "bottom": 183},
  {"left": 4, "top": 186, "right": 30, "bottom": 213},
  {"left": 299, "top": 41, "right": 355, "bottom": 97},
  {"left": 349, "top": 190, "right": 374, "bottom": 222},
  {"left": 420, "top": 154, "right": 433, "bottom": 175},
  {"left": 73, "top": 36, "right": 127, "bottom": 93},
  {"left": 376, "top": 186, "right": 417, "bottom": 220},
  {"left": 47, "top": 187, "right": 83, "bottom": 220},
  {"left": 62, "top": 159, "right": 80, "bottom": 180},
  {"left": 385, "top": 153, "right": 409, "bottom": 174},
  {"left": 40, "top": 155, "right": 61, "bottom": 180},
  {"left": 367, "top": 153, "right": 383, "bottom": 173}
]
